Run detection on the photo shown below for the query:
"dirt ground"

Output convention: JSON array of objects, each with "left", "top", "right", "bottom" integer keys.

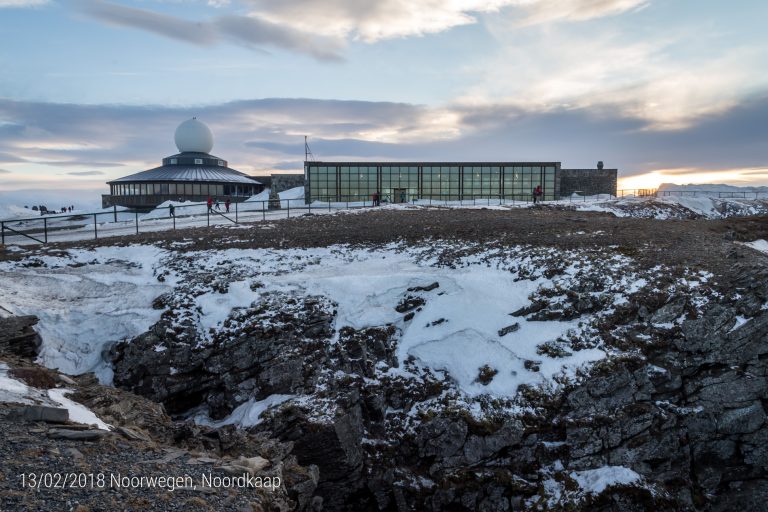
[{"left": 3, "top": 207, "right": 768, "bottom": 282}]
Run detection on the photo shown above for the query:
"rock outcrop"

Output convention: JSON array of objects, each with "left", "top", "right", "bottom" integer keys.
[
  {"left": 107, "top": 253, "right": 768, "bottom": 511},
  {"left": 0, "top": 315, "right": 41, "bottom": 358}
]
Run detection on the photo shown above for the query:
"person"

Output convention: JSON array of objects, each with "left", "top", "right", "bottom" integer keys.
[
  {"left": 207, "top": 196, "right": 213, "bottom": 212},
  {"left": 225, "top": 199, "right": 231, "bottom": 213},
  {"left": 376, "top": 190, "right": 381, "bottom": 206},
  {"left": 371, "top": 191, "right": 379, "bottom": 206},
  {"left": 400, "top": 191, "right": 406, "bottom": 203},
  {"left": 169, "top": 204, "right": 175, "bottom": 218},
  {"left": 214, "top": 199, "right": 221, "bottom": 211},
  {"left": 532, "top": 184, "right": 542, "bottom": 204}
]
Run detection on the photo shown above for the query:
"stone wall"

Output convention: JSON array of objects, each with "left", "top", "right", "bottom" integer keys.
[
  {"left": 558, "top": 168, "right": 617, "bottom": 198},
  {"left": 271, "top": 173, "right": 305, "bottom": 194}
]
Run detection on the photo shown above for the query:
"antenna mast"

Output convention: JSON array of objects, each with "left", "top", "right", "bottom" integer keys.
[{"left": 304, "top": 136, "right": 315, "bottom": 162}]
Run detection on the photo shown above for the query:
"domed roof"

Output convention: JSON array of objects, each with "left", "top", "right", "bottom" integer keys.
[{"left": 174, "top": 118, "right": 214, "bottom": 154}]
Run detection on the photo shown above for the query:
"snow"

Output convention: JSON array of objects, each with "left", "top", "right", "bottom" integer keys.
[
  {"left": 142, "top": 200, "right": 206, "bottom": 220},
  {"left": 728, "top": 316, "right": 750, "bottom": 333},
  {"left": 570, "top": 466, "right": 642, "bottom": 494},
  {"left": 195, "top": 280, "right": 262, "bottom": 339},
  {"left": 194, "top": 394, "right": 295, "bottom": 428},
  {"left": 658, "top": 183, "right": 768, "bottom": 195},
  {"left": 278, "top": 186, "right": 305, "bottom": 208},
  {"left": 0, "top": 204, "right": 35, "bottom": 220},
  {"left": 3, "top": 241, "right": 632, "bottom": 411},
  {"left": 745, "top": 239, "right": 768, "bottom": 255},
  {"left": 1, "top": 364, "right": 110, "bottom": 429},
  {"left": 47, "top": 388, "right": 112, "bottom": 430},
  {"left": 245, "top": 188, "right": 270, "bottom": 203},
  {"left": 579, "top": 184, "right": 768, "bottom": 220},
  {"left": 0, "top": 245, "right": 173, "bottom": 383},
  {"left": 195, "top": 246, "right": 606, "bottom": 398},
  {"left": 0, "top": 362, "right": 35, "bottom": 405}
]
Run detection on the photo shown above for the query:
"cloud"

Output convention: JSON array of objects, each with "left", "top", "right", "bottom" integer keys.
[
  {"left": 1, "top": 94, "right": 768, "bottom": 191},
  {"left": 72, "top": 0, "right": 344, "bottom": 60},
  {"left": 0, "top": 0, "right": 47, "bottom": 7},
  {"left": 65, "top": 170, "right": 106, "bottom": 175},
  {"left": 463, "top": 22, "right": 768, "bottom": 130},
  {"left": 241, "top": 0, "right": 646, "bottom": 42},
  {"left": 0, "top": 152, "right": 27, "bottom": 163},
  {"left": 0, "top": 168, "right": 11, "bottom": 174},
  {"left": 45, "top": 161, "right": 124, "bottom": 168},
  {"left": 515, "top": 0, "right": 649, "bottom": 25},
  {"left": 71, "top": 0, "right": 646, "bottom": 61}
]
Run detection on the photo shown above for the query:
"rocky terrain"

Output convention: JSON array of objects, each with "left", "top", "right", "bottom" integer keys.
[{"left": 2, "top": 208, "right": 768, "bottom": 511}]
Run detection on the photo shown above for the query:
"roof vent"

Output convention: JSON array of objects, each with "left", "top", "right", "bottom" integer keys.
[{"left": 597, "top": 161, "right": 604, "bottom": 170}]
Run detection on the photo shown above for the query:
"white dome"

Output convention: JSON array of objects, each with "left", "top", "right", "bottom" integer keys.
[{"left": 174, "top": 118, "right": 214, "bottom": 154}]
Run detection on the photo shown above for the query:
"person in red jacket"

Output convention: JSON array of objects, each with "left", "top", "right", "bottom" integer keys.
[
  {"left": 532, "top": 185, "right": 543, "bottom": 204},
  {"left": 207, "top": 196, "right": 213, "bottom": 212}
]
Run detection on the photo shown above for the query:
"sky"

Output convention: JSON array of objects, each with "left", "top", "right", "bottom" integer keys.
[{"left": 1, "top": 0, "right": 767, "bottom": 205}]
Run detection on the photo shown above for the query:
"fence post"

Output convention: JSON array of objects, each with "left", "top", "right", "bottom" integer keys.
[
  {"left": 93, "top": 213, "right": 98, "bottom": 240},
  {"left": 262, "top": 201, "right": 266, "bottom": 221},
  {"left": 287, "top": 199, "right": 290, "bottom": 218},
  {"left": 113, "top": 205, "right": 117, "bottom": 223},
  {"left": 44, "top": 218, "right": 48, "bottom": 244},
  {"left": 173, "top": 212, "right": 176, "bottom": 230},
  {"left": 135, "top": 211, "right": 139, "bottom": 235},
  {"left": 235, "top": 201, "right": 238, "bottom": 223},
  {"left": 1, "top": 222, "right": 4, "bottom": 245},
  {"left": 308, "top": 199, "right": 311, "bottom": 215},
  {"left": 329, "top": 199, "right": 331, "bottom": 212},
  {"left": 207, "top": 208, "right": 210, "bottom": 227}
]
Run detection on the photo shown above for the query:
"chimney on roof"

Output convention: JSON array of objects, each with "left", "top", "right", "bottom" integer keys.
[{"left": 597, "top": 161, "right": 604, "bottom": 170}]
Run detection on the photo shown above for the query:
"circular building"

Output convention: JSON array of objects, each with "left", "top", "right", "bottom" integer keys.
[{"left": 102, "top": 118, "right": 264, "bottom": 209}]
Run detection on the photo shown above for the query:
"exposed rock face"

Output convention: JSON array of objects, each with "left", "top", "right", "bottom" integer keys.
[
  {"left": 108, "top": 251, "right": 768, "bottom": 511},
  {"left": 0, "top": 315, "right": 41, "bottom": 358},
  {"left": 111, "top": 292, "right": 335, "bottom": 418}
]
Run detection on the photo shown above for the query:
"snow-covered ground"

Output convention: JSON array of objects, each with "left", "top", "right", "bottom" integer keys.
[
  {"left": 0, "top": 245, "right": 174, "bottom": 383},
  {"left": 658, "top": 182, "right": 768, "bottom": 195},
  {"left": 0, "top": 238, "right": 693, "bottom": 431},
  {"left": 579, "top": 192, "right": 768, "bottom": 219},
  {"left": 1, "top": 244, "right": 603, "bottom": 395}
]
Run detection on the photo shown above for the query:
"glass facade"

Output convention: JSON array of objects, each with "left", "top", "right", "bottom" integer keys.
[
  {"left": 306, "top": 163, "right": 559, "bottom": 202},
  {"left": 110, "top": 182, "right": 256, "bottom": 197}
]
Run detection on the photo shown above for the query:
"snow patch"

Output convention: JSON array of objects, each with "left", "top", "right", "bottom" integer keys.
[
  {"left": 47, "top": 388, "right": 112, "bottom": 430},
  {"left": 194, "top": 394, "right": 295, "bottom": 428},
  {"left": 570, "top": 466, "right": 642, "bottom": 494},
  {"left": 745, "top": 239, "right": 768, "bottom": 255}
]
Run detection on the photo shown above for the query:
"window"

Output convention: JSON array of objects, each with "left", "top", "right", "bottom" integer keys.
[
  {"left": 218, "top": 160, "right": 224, "bottom": 166},
  {"left": 194, "top": 158, "right": 203, "bottom": 165},
  {"left": 170, "top": 158, "right": 177, "bottom": 164}
]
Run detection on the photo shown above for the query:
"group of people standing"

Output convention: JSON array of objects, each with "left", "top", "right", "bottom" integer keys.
[
  {"left": 167, "top": 197, "right": 233, "bottom": 218},
  {"left": 34, "top": 205, "right": 74, "bottom": 215},
  {"left": 206, "top": 196, "right": 231, "bottom": 213}
]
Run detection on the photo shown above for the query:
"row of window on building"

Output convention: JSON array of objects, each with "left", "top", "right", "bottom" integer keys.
[
  {"left": 110, "top": 182, "right": 259, "bottom": 197},
  {"left": 307, "top": 165, "right": 557, "bottom": 201}
]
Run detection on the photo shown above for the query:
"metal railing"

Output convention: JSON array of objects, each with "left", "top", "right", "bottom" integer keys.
[
  {"left": 10, "top": 188, "right": 764, "bottom": 246},
  {"left": 658, "top": 190, "right": 768, "bottom": 199}
]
